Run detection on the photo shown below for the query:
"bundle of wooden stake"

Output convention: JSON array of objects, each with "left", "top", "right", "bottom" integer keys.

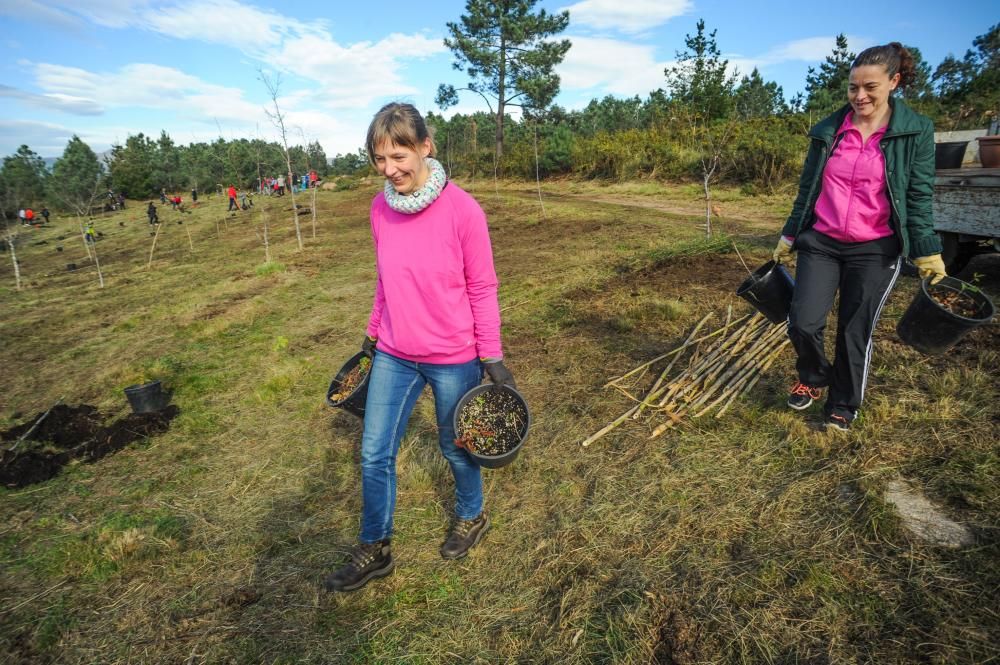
[{"left": 581, "top": 310, "right": 789, "bottom": 447}]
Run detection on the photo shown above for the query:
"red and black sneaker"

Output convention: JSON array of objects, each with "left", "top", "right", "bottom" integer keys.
[
  {"left": 825, "top": 412, "right": 854, "bottom": 434},
  {"left": 787, "top": 381, "right": 822, "bottom": 410}
]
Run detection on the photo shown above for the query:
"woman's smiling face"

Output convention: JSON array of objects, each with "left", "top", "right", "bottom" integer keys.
[
  {"left": 848, "top": 64, "right": 900, "bottom": 121},
  {"left": 373, "top": 138, "right": 432, "bottom": 195}
]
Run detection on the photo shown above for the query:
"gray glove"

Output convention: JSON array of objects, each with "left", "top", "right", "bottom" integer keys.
[
  {"left": 361, "top": 335, "right": 377, "bottom": 358},
  {"left": 482, "top": 359, "right": 516, "bottom": 389}
]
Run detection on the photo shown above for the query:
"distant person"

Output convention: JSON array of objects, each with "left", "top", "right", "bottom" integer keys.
[
  {"left": 191, "top": 187, "right": 198, "bottom": 202},
  {"left": 773, "top": 42, "right": 945, "bottom": 433},
  {"left": 147, "top": 201, "right": 159, "bottom": 225},
  {"left": 85, "top": 221, "right": 96, "bottom": 243},
  {"left": 40, "top": 206, "right": 50, "bottom": 224},
  {"left": 172, "top": 195, "right": 182, "bottom": 211},
  {"left": 240, "top": 191, "right": 253, "bottom": 210},
  {"left": 227, "top": 185, "right": 239, "bottom": 211},
  {"left": 277, "top": 175, "right": 285, "bottom": 196},
  {"left": 24, "top": 208, "right": 34, "bottom": 223},
  {"left": 323, "top": 102, "right": 514, "bottom": 593},
  {"left": 17, "top": 208, "right": 25, "bottom": 224},
  {"left": 117, "top": 192, "right": 126, "bottom": 210},
  {"left": 160, "top": 188, "right": 167, "bottom": 204}
]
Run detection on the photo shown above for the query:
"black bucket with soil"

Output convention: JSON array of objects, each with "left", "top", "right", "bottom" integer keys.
[
  {"left": 896, "top": 276, "right": 995, "bottom": 355},
  {"left": 934, "top": 141, "right": 968, "bottom": 170},
  {"left": 326, "top": 352, "right": 372, "bottom": 418},
  {"left": 124, "top": 380, "right": 171, "bottom": 414},
  {"left": 453, "top": 384, "right": 530, "bottom": 469},
  {"left": 736, "top": 260, "right": 795, "bottom": 324}
]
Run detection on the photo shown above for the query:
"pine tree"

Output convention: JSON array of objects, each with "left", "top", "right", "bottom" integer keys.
[
  {"left": 734, "top": 68, "right": 786, "bottom": 119},
  {"left": 804, "top": 34, "right": 855, "bottom": 116},
  {"left": 664, "top": 19, "right": 737, "bottom": 120},
  {"left": 437, "top": 0, "right": 571, "bottom": 158}
]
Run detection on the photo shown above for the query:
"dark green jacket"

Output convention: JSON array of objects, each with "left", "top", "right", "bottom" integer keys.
[{"left": 781, "top": 97, "right": 942, "bottom": 259}]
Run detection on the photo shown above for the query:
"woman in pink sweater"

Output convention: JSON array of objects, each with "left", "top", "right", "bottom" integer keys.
[{"left": 325, "top": 103, "right": 515, "bottom": 593}]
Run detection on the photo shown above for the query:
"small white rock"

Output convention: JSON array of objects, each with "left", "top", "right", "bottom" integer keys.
[{"left": 883, "top": 479, "right": 976, "bottom": 548}]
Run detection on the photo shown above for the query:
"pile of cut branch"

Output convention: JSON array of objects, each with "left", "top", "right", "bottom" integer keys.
[{"left": 582, "top": 310, "right": 789, "bottom": 447}]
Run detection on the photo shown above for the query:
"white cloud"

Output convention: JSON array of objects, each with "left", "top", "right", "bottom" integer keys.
[
  {"left": 30, "top": 62, "right": 263, "bottom": 124},
  {"left": 143, "top": 0, "right": 320, "bottom": 54},
  {"left": 0, "top": 119, "right": 98, "bottom": 155},
  {"left": 558, "top": 36, "right": 673, "bottom": 96},
  {"left": 729, "top": 34, "right": 875, "bottom": 78},
  {"left": 561, "top": 0, "right": 691, "bottom": 33},
  {"left": 0, "top": 84, "right": 105, "bottom": 115}
]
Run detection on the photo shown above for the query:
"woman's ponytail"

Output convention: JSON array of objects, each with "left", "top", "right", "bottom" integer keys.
[{"left": 853, "top": 42, "right": 916, "bottom": 91}]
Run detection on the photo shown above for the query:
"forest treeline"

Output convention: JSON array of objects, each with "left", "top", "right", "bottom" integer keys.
[{"left": 1, "top": 18, "right": 996, "bottom": 216}]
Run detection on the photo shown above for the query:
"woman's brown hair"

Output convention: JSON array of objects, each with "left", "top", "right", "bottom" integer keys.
[
  {"left": 852, "top": 42, "right": 917, "bottom": 90},
  {"left": 365, "top": 102, "right": 436, "bottom": 164}
]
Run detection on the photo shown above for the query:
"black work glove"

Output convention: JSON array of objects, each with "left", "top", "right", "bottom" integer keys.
[
  {"left": 482, "top": 359, "right": 516, "bottom": 389},
  {"left": 361, "top": 335, "right": 377, "bottom": 359}
]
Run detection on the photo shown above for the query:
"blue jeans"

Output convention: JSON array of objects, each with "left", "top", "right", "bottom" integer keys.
[{"left": 359, "top": 351, "right": 484, "bottom": 543}]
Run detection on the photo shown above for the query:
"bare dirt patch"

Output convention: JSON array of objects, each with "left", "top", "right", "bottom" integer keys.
[{"left": 1, "top": 403, "right": 179, "bottom": 488}]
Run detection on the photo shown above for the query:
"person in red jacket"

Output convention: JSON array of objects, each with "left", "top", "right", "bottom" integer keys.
[{"left": 227, "top": 185, "right": 239, "bottom": 212}]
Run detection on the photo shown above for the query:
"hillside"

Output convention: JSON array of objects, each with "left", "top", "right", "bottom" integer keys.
[{"left": 0, "top": 181, "right": 997, "bottom": 663}]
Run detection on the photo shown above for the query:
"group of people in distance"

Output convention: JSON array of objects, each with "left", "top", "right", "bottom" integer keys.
[
  {"left": 321, "top": 42, "right": 950, "bottom": 594},
  {"left": 17, "top": 207, "right": 49, "bottom": 225}
]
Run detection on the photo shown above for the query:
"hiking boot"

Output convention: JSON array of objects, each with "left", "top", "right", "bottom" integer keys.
[
  {"left": 787, "top": 381, "right": 822, "bottom": 410},
  {"left": 440, "top": 513, "right": 490, "bottom": 560},
  {"left": 323, "top": 540, "right": 393, "bottom": 593}
]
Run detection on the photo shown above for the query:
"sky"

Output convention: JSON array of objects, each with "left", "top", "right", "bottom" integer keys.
[{"left": 0, "top": 0, "right": 993, "bottom": 159}]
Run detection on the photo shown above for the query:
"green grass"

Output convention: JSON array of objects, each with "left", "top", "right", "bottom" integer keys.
[{"left": 0, "top": 180, "right": 997, "bottom": 663}]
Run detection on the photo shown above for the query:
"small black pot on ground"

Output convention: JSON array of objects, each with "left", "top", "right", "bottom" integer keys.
[
  {"left": 453, "top": 384, "right": 530, "bottom": 469},
  {"left": 896, "top": 276, "right": 995, "bottom": 355},
  {"left": 326, "top": 352, "right": 372, "bottom": 418},
  {"left": 124, "top": 380, "right": 172, "bottom": 414}
]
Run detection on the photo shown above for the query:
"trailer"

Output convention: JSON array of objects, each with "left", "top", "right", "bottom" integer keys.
[{"left": 933, "top": 167, "right": 1000, "bottom": 275}]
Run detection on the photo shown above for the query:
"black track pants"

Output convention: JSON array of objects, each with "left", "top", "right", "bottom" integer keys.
[{"left": 787, "top": 229, "right": 902, "bottom": 414}]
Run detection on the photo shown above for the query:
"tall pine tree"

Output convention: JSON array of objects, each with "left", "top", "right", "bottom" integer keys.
[
  {"left": 804, "top": 34, "right": 855, "bottom": 116},
  {"left": 437, "top": 0, "right": 571, "bottom": 158}
]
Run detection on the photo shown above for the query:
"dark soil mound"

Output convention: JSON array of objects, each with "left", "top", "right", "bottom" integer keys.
[{"left": 0, "top": 404, "right": 179, "bottom": 488}]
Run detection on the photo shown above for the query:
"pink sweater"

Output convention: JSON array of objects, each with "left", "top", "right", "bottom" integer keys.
[
  {"left": 366, "top": 183, "right": 503, "bottom": 364},
  {"left": 812, "top": 112, "right": 894, "bottom": 243}
]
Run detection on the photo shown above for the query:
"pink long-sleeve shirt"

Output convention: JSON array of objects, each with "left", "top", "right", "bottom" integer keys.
[
  {"left": 811, "top": 112, "right": 894, "bottom": 244},
  {"left": 365, "top": 182, "right": 503, "bottom": 364}
]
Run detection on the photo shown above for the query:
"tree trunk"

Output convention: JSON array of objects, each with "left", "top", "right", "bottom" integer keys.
[
  {"left": 92, "top": 241, "right": 105, "bottom": 288},
  {"left": 76, "top": 215, "right": 93, "bottom": 261},
  {"left": 495, "top": 33, "right": 505, "bottom": 159},
  {"left": 702, "top": 162, "right": 717, "bottom": 239},
  {"left": 533, "top": 121, "right": 546, "bottom": 220},
  {"left": 5, "top": 230, "right": 21, "bottom": 291},
  {"left": 310, "top": 184, "right": 317, "bottom": 238}
]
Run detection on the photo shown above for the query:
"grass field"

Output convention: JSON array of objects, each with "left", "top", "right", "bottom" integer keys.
[{"left": 1, "top": 179, "right": 997, "bottom": 664}]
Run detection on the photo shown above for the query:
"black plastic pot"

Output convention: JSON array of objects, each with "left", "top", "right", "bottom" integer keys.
[
  {"left": 453, "top": 384, "right": 530, "bottom": 469},
  {"left": 896, "top": 276, "right": 995, "bottom": 355},
  {"left": 124, "top": 380, "right": 171, "bottom": 414},
  {"left": 326, "top": 352, "right": 372, "bottom": 418},
  {"left": 935, "top": 141, "right": 968, "bottom": 170},
  {"left": 736, "top": 260, "right": 795, "bottom": 324}
]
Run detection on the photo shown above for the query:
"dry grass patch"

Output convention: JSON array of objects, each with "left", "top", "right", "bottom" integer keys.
[{"left": 0, "top": 180, "right": 997, "bottom": 663}]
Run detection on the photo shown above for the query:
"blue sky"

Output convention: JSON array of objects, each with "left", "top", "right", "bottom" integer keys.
[{"left": 0, "top": 0, "right": 993, "bottom": 159}]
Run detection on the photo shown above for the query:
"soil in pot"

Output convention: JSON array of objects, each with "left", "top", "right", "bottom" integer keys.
[
  {"left": 928, "top": 283, "right": 982, "bottom": 318},
  {"left": 329, "top": 356, "right": 371, "bottom": 403},
  {"left": 455, "top": 389, "right": 527, "bottom": 456}
]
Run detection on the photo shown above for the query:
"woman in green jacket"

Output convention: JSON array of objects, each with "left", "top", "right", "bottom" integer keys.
[{"left": 772, "top": 42, "right": 946, "bottom": 432}]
